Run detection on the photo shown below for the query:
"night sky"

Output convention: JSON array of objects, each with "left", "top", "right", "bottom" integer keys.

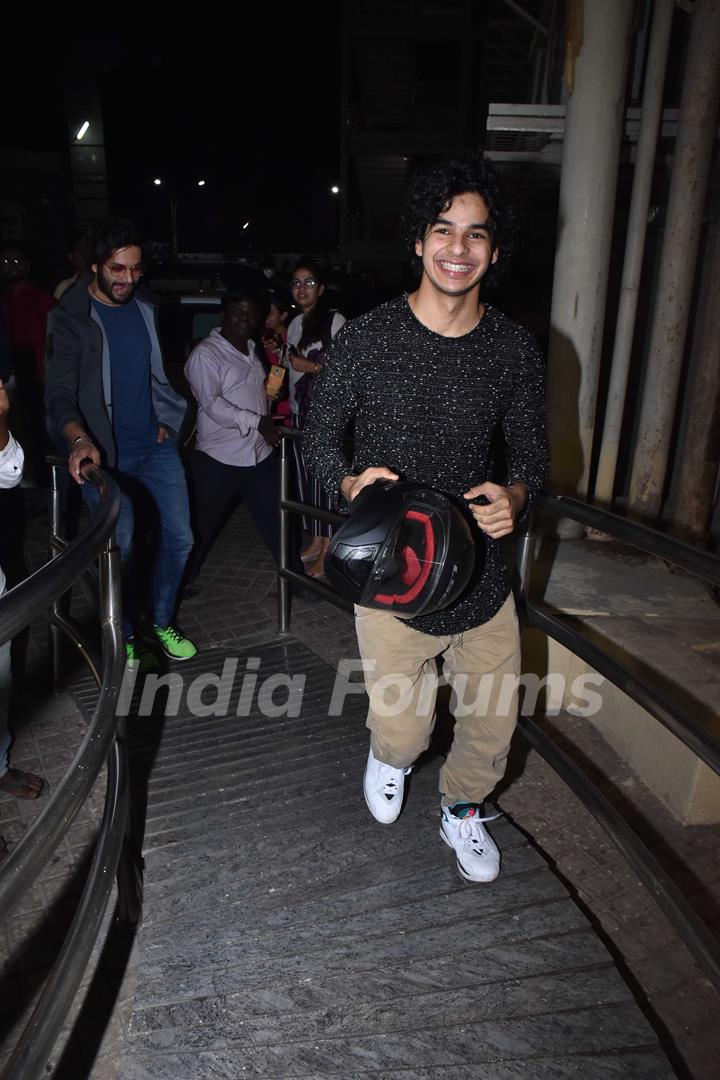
[
  {"left": 6, "top": 17, "right": 344, "bottom": 254},
  {"left": 104, "top": 20, "right": 344, "bottom": 252}
]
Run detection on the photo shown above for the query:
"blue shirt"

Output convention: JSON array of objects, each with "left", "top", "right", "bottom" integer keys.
[{"left": 92, "top": 297, "right": 158, "bottom": 457}]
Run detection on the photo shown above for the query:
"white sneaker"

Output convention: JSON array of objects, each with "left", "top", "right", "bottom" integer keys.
[
  {"left": 363, "top": 748, "right": 411, "bottom": 824},
  {"left": 440, "top": 804, "right": 501, "bottom": 883}
]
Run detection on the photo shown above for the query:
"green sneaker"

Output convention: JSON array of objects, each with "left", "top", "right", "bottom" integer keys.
[
  {"left": 152, "top": 624, "right": 198, "bottom": 661},
  {"left": 125, "top": 637, "right": 159, "bottom": 672}
]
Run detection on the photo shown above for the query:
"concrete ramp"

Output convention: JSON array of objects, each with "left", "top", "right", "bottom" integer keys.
[{"left": 71, "top": 639, "right": 675, "bottom": 1079}]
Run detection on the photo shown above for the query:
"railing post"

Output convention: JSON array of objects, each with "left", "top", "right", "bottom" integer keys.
[
  {"left": 49, "top": 464, "right": 63, "bottom": 688},
  {"left": 513, "top": 511, "right": 536, "bottom": 605},
  {"left": 100, "top": 540, "right": 142, "bottom": 927},
  {"left": 278, "top": 434, "right": 291, "bottom": 635}
]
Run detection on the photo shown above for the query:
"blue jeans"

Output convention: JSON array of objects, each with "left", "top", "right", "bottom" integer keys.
[
  {"left": 0, "top": 639, "right": 11, "bottom": 776},
  {"left": 83, "top": 440, "right": 193, "bottom": 639}
]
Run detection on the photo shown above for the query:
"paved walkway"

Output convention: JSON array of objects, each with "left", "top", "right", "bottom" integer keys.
[
  {"left": 68, "top": 642, "right": 673, "bottom": 1079},
  {"left": 0, "top": 498, "right": 719, "bottom": 1077}
]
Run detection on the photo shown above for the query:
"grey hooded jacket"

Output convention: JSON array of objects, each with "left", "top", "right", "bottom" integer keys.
[{"left": 45, "top": 276, "right": 187, "bottom": 467}]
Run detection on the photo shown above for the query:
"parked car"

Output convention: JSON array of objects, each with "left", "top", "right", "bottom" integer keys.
[{"left": 153, "top": 293, "right": 222, "bottom": 447}]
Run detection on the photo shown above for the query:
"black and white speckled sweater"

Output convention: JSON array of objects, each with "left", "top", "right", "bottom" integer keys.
[{"left": 302, "top": 294, "right": 549, "bottom": 635}]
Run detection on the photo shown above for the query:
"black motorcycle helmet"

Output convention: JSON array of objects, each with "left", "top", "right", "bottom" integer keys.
[{"left": 325, "top": 479, "right": 478, "bottom": 618}]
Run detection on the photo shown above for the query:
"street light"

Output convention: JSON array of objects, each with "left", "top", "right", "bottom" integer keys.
[
  {"left": 330, "top": 185, "right": 340, "bottom": 194},
  {"left": 75, "top": 121, "right": 90, "bottom": 141}
]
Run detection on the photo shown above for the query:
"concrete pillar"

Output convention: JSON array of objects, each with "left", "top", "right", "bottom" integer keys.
[
  {"left": 672, "top": 227, "right": 720, "bottom": 541},
  {"left": 628, "top": 0, "right": 720, "bottom": 521},
  {"left": 545, "top": 1, "right": 634, "bottom": 515},
  {"left": 595, "top": 0, "right": 675, "bottom": 506},
  {"left": 64, "top": 78, "right": 109, "bottom": 229}
]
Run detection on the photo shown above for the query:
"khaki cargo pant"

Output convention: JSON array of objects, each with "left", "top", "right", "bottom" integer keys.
[{"left": 354, "top": 593, "right": 521, "bottom": 805}]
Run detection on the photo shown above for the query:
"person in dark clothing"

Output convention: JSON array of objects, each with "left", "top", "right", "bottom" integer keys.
[
  {"left": 303, "top": 154, "right": 549, "bottom": 883},
  {"left": 45, "top": 218, "right": 197, "bottom": 671}
]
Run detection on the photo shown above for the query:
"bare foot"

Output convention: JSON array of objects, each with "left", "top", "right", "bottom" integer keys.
[
  {"left": 300, "top": 538, "right": 323, "bottom": 563},
  {"left": 306, "top": 537, "right": 331, "bottom": 578},
  {"left": 0, "top": 768, "right": 45, "bottom": 799}
]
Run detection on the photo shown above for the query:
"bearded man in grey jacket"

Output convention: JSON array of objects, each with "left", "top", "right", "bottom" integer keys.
[{"left": 45, "top": 218, "right": 196, "bottom": 671}]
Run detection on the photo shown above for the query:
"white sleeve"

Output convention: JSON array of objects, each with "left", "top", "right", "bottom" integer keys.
[
  {"left": 0, "top": 434, "right": 24, "bottom": 490},
  {"left": 286, "top": 315, "right": 302, "bottom": 349}
]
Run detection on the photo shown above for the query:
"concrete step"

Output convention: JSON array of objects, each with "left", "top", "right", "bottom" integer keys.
[
  {"left": 128, "top": 966, "right": 635, "bottom": 1051},
  {"left": 138, "top": 815, "right": 530, "bottom": 925},
  {"left": 141, "top": 843, "right": 544, "bottom": 944},
  {"left": 120, "top": 1004, "right": 674, "bottom": 1079},
  {"left": 136, "top": 867, "right": 569, "bottom": 987},
  {"left": 125, "top": 926, "right": 612, "bottom": 1030},
  {"left": 129, "top": 897, "right": 594, "bottom": 1009}
]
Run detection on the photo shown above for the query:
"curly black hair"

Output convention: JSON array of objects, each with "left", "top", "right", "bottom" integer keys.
[{"left": 402, "top": 154, "right": 514, "bottom": 284}]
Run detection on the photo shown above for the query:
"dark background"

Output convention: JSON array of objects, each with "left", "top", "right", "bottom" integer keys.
[{"left": 4, "top": 16, "right": 344, "bottom": 258}]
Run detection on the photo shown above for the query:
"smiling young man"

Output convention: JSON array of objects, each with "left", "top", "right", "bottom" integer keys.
[
  {"left": 45, "top": 218, "right": 196, "bottom": 670},
  {"left": 303, "top": 155, "right": 549, "bottom": 883}
]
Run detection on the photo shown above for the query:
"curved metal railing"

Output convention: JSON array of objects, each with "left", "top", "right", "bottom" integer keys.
[
  {"left": 277, "top": 430, "right": 720, "bottom": 995},
  {"left": 0, "top": 462, "right": 139, "bottom": 1079},
  {"left": 513, "top": 493, "right": 720, "bottom": 995},
  {"left": 516, "top": 493, "right": 720, "bottom": 779}
]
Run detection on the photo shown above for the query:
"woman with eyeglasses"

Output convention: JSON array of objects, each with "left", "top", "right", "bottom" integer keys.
[{"left": 287, "top": 258, "right": 345, "bottom": 577}]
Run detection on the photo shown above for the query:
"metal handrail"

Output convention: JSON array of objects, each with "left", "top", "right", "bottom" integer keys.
[
  {"left": 524, "top": 603, "right": 720, "bottom": 777},
  {"left": 517, "top": 715, "right": 720, "bottom": 993},
  {"left": 3, "top": 735, "right": 128, "bottom": 1077},
  {"left": 536, "top": 491, "right": 720, "bottom": 586},
  {"left": 0, "top": 462, "right": 137, "bottom": 1080},
  {"left": 0, "top": 465, "right": 118, "bottom": 644},
  {"left": 522, "top": 494, "right": 720, "bottom": 777},
  {"left": 278, "top": 429, "right": 347, "bottom": 633},
  {"left": 276, "top": 441, "right": 720, "bottom": 995},
  {"left": 517, "top": 496, "right": 720, "bottom": 994}
]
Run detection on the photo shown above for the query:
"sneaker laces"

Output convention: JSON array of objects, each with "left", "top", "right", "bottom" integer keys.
[
  {"left": 157, "top": 625, "right": 184, "bottom": 643},
  {"left": 376, "top": 762, "right": 409, "bottom": 798},
  {"left": 456, "top": 808, "right": 500, "bottom": 854}
]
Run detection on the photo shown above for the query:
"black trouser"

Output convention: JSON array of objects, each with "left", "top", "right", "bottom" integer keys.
[{"left": 186, "top": 449, "right": 280, "bottom": 584}]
